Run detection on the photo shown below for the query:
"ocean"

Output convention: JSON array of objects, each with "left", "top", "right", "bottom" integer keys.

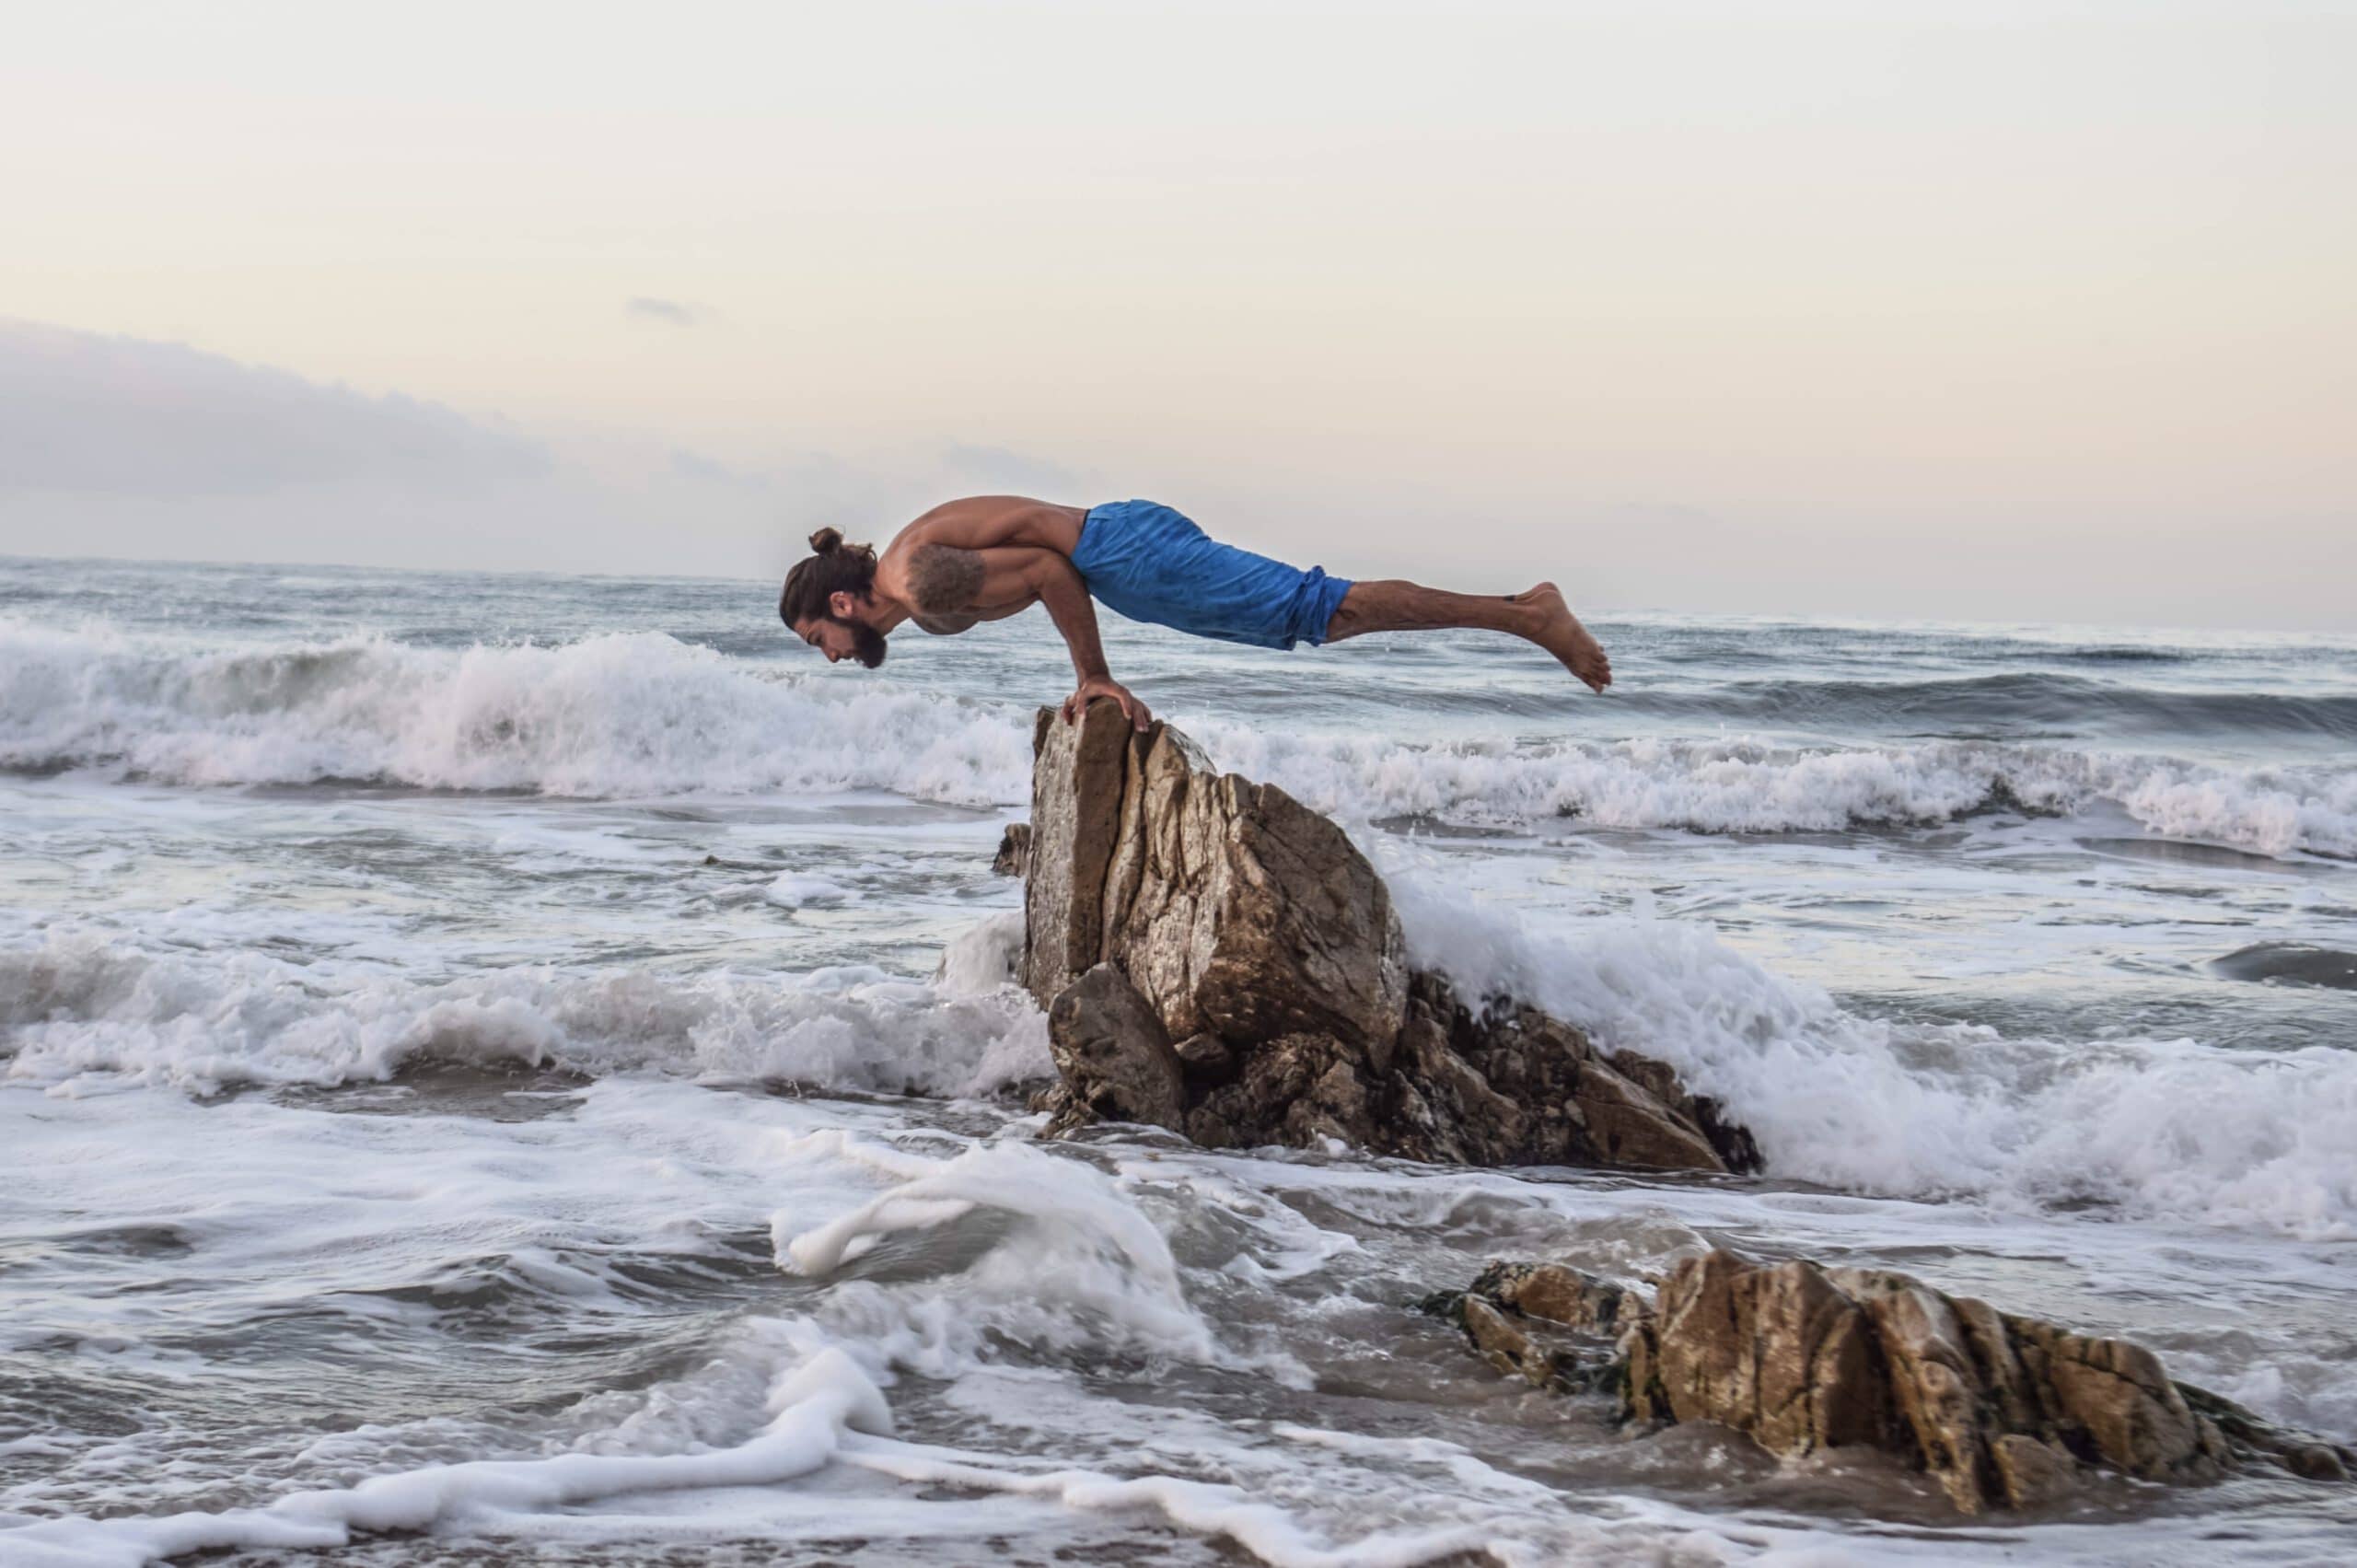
[{"left": 3, "top": 553, "right": 2354, "bottom": 1564}]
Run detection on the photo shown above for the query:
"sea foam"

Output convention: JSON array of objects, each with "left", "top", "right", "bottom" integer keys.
[
  {"left": 0, "top": 925, "right": 1050, "bottom": 1099},
  {"left": 1386, "top": 868, "right": 2357, "bottom": 1241},
  {"left": 6, "top": 621, "right": 2351, "bottom": 856}
]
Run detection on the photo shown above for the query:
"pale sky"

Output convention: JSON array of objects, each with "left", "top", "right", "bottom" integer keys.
[{"left": 4, "top": 1, "right": 2352, "bottom": 628}]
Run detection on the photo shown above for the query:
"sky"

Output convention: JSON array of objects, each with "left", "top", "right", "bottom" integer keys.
[{"left": 3, "top": 1, "right": 2352, "bottom": 628}]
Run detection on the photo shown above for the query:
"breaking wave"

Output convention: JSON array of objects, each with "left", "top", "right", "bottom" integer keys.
[
  {"left": 1385, "top": 869, "right": 2357, "bottom": 1242},
  {"left": 9, "top": 903, "right": 2355, "bottom": 1241},
  {"left": 6, "top": 621, "right": 2354, "bottom": 856},
  {"left": 0, "top": 623, "right": 1031, "bottom": 806},
  {"left": 1220, "top": 728, "right": 2357, "bottom": 859},
  {"left": 0, "top": 923, "right": 1050, "bottom": 1099}
]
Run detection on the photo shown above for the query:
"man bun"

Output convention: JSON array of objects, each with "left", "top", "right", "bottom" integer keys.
[{"left": 809, "top": 527, "right": 844, "bottom": 554}]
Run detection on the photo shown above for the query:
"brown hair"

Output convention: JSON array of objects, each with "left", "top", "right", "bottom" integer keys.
[{"left": 778, "top": 527, "right": 879, "bottom": 626}]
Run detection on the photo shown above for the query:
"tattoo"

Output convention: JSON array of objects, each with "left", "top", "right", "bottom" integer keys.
[{"left": 907, "top": 545, "right": 985, "bottom": 619}]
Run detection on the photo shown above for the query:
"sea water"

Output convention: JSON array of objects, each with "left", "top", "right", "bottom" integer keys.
[{"left": 2, "top": 554, "right": 2353, "bottom": 1564}]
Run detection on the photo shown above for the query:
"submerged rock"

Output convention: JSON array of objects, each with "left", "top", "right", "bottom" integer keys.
[
  {"left": 1013, "top": 702, "right": 1756, "bottom": 1173},
  {"left": 1437, "top": 1246, "right": 2354, "bottom": 1515}
]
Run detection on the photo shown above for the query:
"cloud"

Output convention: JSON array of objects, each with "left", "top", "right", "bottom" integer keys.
[
  {"left": 624, "top": 296, "right": 700, "bottom": 327},
  {"left": 0, "top": 319, "right": 1095, "bottom": 581},
  {"left": 937, "top": 442, "right": 1088, "bottom": 498},
  {"left": 0, "top": 319, "right": 548, "bottom": 498}
]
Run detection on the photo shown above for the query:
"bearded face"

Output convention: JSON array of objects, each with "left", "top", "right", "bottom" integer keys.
[
  {"left": 791, "top": 613, "right": 888, "bottom": 668},
  {"left": 843, "top": 617, "right": 888, "bottom": 668}
]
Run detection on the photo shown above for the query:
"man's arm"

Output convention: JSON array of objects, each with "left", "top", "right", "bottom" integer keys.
[
  {"left": 913, "top": 545, "right": 1150, "bottom": 729},
  {"left": 1016, "top": 551, "right": 1150, "bottom": 730}
]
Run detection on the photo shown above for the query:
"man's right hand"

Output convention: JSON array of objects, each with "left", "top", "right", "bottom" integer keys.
[{"left": 1061, "top": 676, "right": 1151, "bottom": 731}]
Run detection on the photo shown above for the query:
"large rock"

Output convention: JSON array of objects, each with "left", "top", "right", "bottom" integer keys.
[
  {"left": 1439, "top": 1246, "right": 2351, "bottom": 1514},
  {"left": 1014, "top": 702, "right": 1756, "bottom": 1174}
]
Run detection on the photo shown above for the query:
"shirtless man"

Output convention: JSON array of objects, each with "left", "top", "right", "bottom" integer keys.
[{"left": 777, "top": 495, "right": 1611, "bottom": 729}]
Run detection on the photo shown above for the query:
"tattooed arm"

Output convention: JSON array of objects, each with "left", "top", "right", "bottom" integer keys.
[{"left": 901, "top": 543, "right": 1148, "bottom": 729}]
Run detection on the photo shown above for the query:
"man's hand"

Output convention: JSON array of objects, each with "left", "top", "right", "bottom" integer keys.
[{"left": 1061, "top": 675, "right": 1151, "bottom": 731}]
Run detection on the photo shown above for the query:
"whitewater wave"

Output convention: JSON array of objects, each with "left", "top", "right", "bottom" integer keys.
[
  {"left": 0, "top": 622, "right": 1031, "bottom": 805},
  {"left": 0, "top": 926, "right": 1051, "bottom": 1098},
  {"left": 1589, "top": 670, "right": 2357, "bottom": 742},
  {"left": 1223, "top": 727, "right": 2357, "bottom": 859},
  {"left": 6, "top": 621, "right": 2354, "bottom": 856},
  {"left": 1384, "top": 867, "right": 2357, "bottom": 1241}
]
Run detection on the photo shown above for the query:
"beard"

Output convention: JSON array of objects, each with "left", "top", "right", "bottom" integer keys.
[{"left": 842, "top": 617, "right": 888, "bottom": 668}]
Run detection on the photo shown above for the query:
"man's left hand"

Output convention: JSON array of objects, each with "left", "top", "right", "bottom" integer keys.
[{"left": 1062, "top": 676, "right": 1151, "bottom": 731}]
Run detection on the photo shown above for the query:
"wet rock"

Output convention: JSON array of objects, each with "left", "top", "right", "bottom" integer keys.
[
  {"left": 1043, "top": 962, "right": 1186, "bottom": 1135},
  {"left": 1016, "top": 701, "right": 1757, "bottom": 1174},
  {"left": 2209, "top": 941, "right": 2357, "bottom": 992},
  {"left": 1427, "top": 1261, "right": 1635, "bottom": 1395},
  {"left": 992, "top": 822, "right": 1032, "bottom": 879},
  {"left": 1442, "top": 1247, "right": 2350, "bottom": 1515},
  {"left": 1385, "top": 975, "right": 1755, "bottom": 1172},
  {"left": 1471, "top": 1260, "right": 1637, "bottom": 1336},
  {"left": 2180, "top": 1382, "right": 2357, "bottom": 1481}
]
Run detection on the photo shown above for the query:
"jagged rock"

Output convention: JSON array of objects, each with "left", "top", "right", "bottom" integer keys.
[
  {"left": 2180, "top": 1382, "right": 2355, "bottom": 1481},
  {"left": 1022, "top": 703, "right": 1132, "bottom": 1006},
  {"left": 1425, "top": 1261, "right": 1639, "bottom": 1395},
  {"left": 992, "top": 823, "right": 1032, "bottom": 878},
  {"left": 1391, "top": 976, "right": 1755, "bottom": 1172},
  {"left": 1442, "top": 1247, "right": 2351, "bottom": 1515},
  {"left": 1472, "top": 1260, "right": 1637, "bottom": 1336},
  {"left": 1619, "top": 1249, "right": 2243, "bottom": 1512},
  {"left": 1016, "top": 702, "right": 1758, "bottom": 1175},
  {"left": 1098, "top": 722, "right": 1409, "bottom": 1050},
  {"left": 1043, "top": 963, "right": 1186, "bottom": 1135}
]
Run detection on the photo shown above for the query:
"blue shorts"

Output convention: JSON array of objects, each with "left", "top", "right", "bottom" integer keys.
[{"left": 1070, "top": 500, "right": 1353, "bottom": 651}]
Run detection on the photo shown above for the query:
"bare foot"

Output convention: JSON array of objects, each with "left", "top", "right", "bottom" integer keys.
[{"left": 1515, "top": 583, "right": 1611, "bottom": 692}]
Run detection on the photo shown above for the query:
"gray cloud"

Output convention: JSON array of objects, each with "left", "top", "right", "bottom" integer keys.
[
  {"left": 0, "top": 319, "right": 547, "bottom": 498},
  {"left": 624, "top": 296, "right": 700, "bottom": 327},
  {"left": 0, "top": 320, "right": 1097, "bottom": 581}
]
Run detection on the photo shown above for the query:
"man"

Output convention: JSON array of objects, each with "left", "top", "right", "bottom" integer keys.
[{"left": 778, "top": 495, "right": 1611, "bottom": 728}]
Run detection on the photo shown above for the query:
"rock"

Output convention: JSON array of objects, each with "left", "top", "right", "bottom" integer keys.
[
  {"left": 1171, "top": 1031, "right": 1237, "bottom": 1085},
  {"left": 1624, "top": 1250, "right": 1891, "bottom": 1462},
  {"left": 1022, "top": 702, "right": 1134, "bottom": 1008},
  {"left": 1015, "top": 701, "right": 1758, "bottom": 1175},
  {"left": 1097, "top": 723, "right": 1408, "bottom": 1050},
  {"left": 2179, "top": 1382, "right": 2356, "bottom": 1481},
  {"left": 1386, "top": 974, "right": 1756, "bottom": 1173},
  {"left": 1471, "top": 1260, "right": 1635, "bottom": 1336},
  {"left": 1433, "top": 1246, "right": 2351, "bottom": 1515},
  {"left": 1620, "top": 1249, "right": 2239, "bottom": 1512},
  {"left": 992, "top": 823, "right": 1032, "bottom": 878},
  {"left": 1043, "top": 963, "right": 1186, "bottom": 1135},
  {"left": 1461, "top": 1295, "right": 1575, "bottom": 1389},
  {"left": 1427, "top": 1261, "right": 1637, "bottom": 1396},
  {"left": 1988, "top": 1434, "right": 2080, "bottom": 1509}
]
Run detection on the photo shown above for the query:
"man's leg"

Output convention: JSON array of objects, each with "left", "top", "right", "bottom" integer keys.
[{"left": 1322, "top": 580, "right": 1613, "bottom": 691}]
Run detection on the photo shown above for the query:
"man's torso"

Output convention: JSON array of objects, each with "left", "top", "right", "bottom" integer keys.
[{"left": 877, "top": 496, "right": 1088, "bottom": 634}]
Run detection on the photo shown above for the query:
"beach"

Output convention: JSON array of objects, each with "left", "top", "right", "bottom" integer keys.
[{"left": 4, "top": 553, "right": 2354, "bottom": 1564}]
